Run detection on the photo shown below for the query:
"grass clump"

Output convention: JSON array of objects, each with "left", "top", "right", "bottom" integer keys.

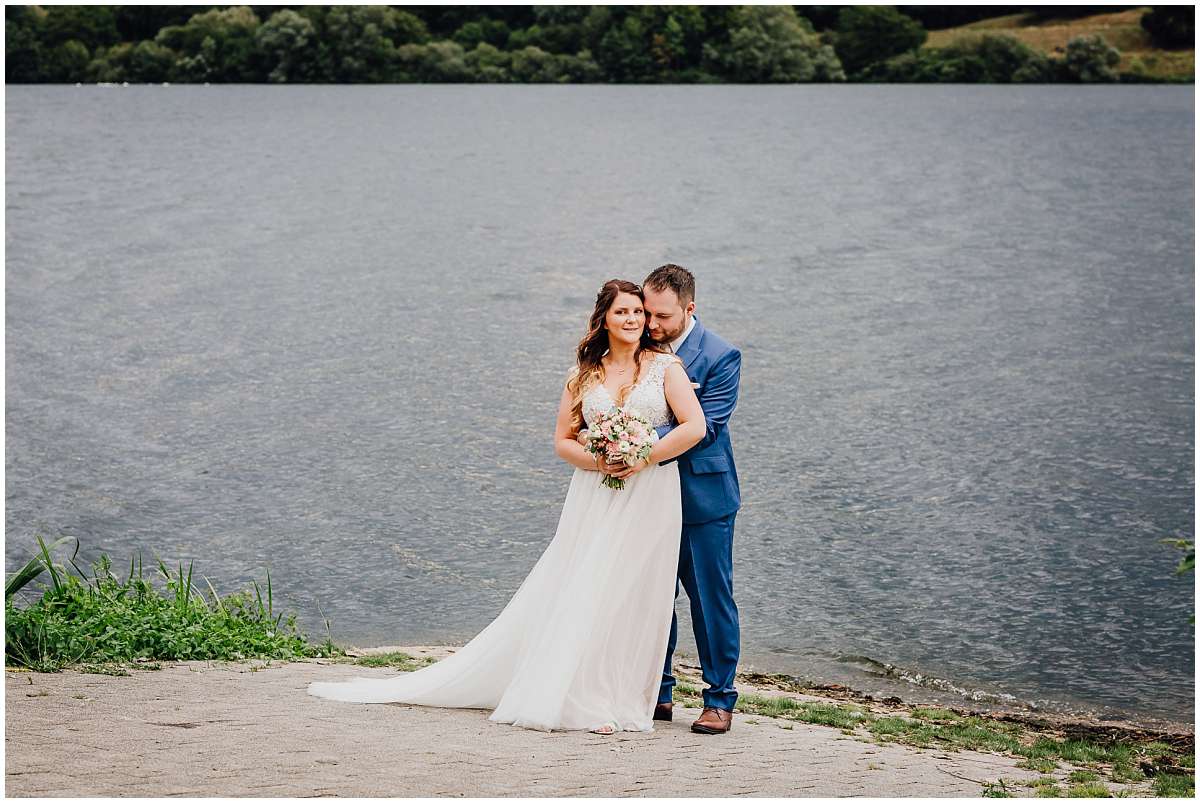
[
  {"left": 981, "top": 778, "right": 1018, "bottom": 797},
  {"left": 928, "top": 716, "right": 1026, "bottom": 753},
  {"left": 1151, "top": 771, "right": 1195, "bottom": 797},
  {"left": 735, "top": 691, "right": 871, "bottom": 729},
  {"left": 868, "top": 714, "right": 941, "bottom": 745},
  {"left": 1018, "top": 757, "right": 1060, "bottom": 773},
  {"left": 864, "top": 712, "right": 1027, "bottom": 754},
  {"left": 5, "top": 535, "right": 343, "bottom": 672},
  {"left": 1108, "top": 763, "right": 1144, "bottom": 784},
  {"left": 1054, "top": 738, "right": 1114, "bottom": 765},
  {"left": 353, "top": 651, "right": 438, "bottom": 671},
  {"left": 1064, "top": 781, "right": 1111, "bottom": 797},
  {"left": 910, "top": 705, "right": 963, "bottom": 722}
]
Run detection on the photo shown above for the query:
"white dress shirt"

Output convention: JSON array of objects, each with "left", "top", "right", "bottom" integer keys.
[{"left": 667, "top": 315, "right": 696, "bottom": 354}]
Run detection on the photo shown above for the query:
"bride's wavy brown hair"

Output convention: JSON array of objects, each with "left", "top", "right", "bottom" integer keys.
[{"left": 566, "top": 279, "right": 668, "bottom": 431}]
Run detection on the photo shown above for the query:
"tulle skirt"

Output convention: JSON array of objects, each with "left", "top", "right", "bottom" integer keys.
[{"left": 307, "top": 462, "right": 682, "bottom": 732}]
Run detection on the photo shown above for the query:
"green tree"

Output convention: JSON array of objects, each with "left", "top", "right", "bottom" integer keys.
[
  {"left": 42, "top": 38, "right": 90, "bottom": 82},
  {"left": 835, "top": 5, "right": 926, "bottom": 79},
  {"left": 535, "top": 23, "right": 583, "bottom": 54},
  {"left": 6, "top": 6, "right": 116, "bottom": 83},
  {"left": 579, "top": 5, "right": 612, "bottom": 53},
  {"left": 155, "top": 6, "right": 262, "bottom": 82},
  {"left": 6, "top": 7, "right": 46, "bottom": 83},
  {"left": 531, "top": 6, "right": 590, "bottom": 26},
  {"left": 610, "top": 6, "right": 711, "bottom": 78},
  {"left": 704, "top": 6, "right": 844, "bottom": 82},
  {"left": 514, "top": 8, "right": 586, "bottom": 54},
  {"left": 650, "top": 14, "right": 687, "bottom": 71},
  {"left": 127, "top": 40, "right": 175, "bottom": 83},
  {"left": 969, "top": 34, "right": 1048, "bottom": 82},
  {"left": 452, "top": 19, "right": 510, "bottom": 51},
  {"left": 40, "top": 5, "right": 119, "bottom": 52},
  {"left": 464, "top": 41, "right": 511, "bottom": 82},
  {"left": 171, "top": 35, "right": 219, "bottom": 82},
  {"left": 3, "top": 4, "right": 1168, "bottom": 85},
  {"left": 509, "top": 45, "right": 563, "bottom": 82},
  {"left": 560, "top": 49, "right": 604, "bottom": 82},
  {"left": 115, "top": 6, "right": 204, "bottom": 42},
  {"left": 322, "top": 5, "right": 428, "bottom": 82},
  {"left": 255, "top": 9, "right": 319, "bottom": 83},
  {"left": 1060, "top": 34, "right": 1121, "bottom": 82},
  {"left": 395, "top": 41, "right": 470, "bottom": 82},
  {"left": 86, "top": 42, "right": 133, "bottom": 82},
  {"left": 404, "top": 7, "right": 532, "bottom": 39},
  {"left": 595, "top": 12, "right": 655, "bottom": 81},
  {"left": 670, "top": 5, "right": 713, "bottom": 61},
  {"left": 866, "top": 33, "right": 1054, "bottom": 83}
]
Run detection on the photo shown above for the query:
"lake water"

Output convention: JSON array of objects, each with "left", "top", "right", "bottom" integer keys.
[{"left": 5, "top": 85, "right": 1194, "bottom": 731}]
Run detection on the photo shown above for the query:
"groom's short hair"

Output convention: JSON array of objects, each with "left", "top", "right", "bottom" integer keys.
[{"left": 644, "top": 264, "right": 695, "bottom": 306}]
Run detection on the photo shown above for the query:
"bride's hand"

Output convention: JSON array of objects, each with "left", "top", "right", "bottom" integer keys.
[
  {"left": 595, "top": 454, "right": 625, "bottom": 476},
  {"left": 592, "top": 450, "right": 626, "bottom": 475},
  {"left": 609, "top": 454, "right": 652, "bottom": 481}
]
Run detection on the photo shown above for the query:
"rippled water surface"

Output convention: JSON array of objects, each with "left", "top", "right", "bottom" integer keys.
[{"left": 6, "top": 85, "right": 1194, "bottom": 729}]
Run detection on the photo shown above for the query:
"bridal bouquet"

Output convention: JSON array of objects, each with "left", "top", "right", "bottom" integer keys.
[{"left": 583, "top": 406, "right": 656, "bottom": 491}]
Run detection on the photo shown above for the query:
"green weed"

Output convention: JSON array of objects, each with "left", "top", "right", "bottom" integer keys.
[
  {"left": 1064, "top": 781, "right": 1111, "bottom": 797},
  {"left": 1151, "top": 771, "right": 1195, "bottom": 797},
  {"left": 353, "top": 651, "right": 438, "bottom": 670},
  {"left": 5, "top": 535, "right": 344, "bottom": 671},
  {"left": 981, "top": 778, "right": 1018, "bottom": 797}
]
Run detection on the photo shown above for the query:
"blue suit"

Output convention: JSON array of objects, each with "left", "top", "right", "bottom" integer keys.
[{"left": 654, "top": 317, "right": 741, "bottom": 711}]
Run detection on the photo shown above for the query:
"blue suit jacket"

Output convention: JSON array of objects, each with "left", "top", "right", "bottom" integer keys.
[{"left": 655, "top": 317, "right": 742, "bottom": 525}]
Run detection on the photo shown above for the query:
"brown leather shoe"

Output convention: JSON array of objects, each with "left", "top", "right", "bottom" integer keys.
[
  {"left": 691, "top": 706, "right": 732, "bottom": 734},
  {"left": 653, "top": 702, "right": 673, "bottom": 722}
]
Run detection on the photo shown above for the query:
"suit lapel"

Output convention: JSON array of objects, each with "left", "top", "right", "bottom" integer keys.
[{"left": 674, "top": 317, "right": 705, "bottom": 375}]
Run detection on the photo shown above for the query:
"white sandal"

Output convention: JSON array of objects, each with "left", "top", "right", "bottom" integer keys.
[{"left": 589, "top": 721, "right": 619, "bottom": 735}]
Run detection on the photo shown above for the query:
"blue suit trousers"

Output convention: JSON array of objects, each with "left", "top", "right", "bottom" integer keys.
[{"left": 658, "top": 511, "right": 740, "bottom": 711}]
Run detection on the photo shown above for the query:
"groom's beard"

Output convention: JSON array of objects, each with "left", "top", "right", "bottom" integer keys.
[{"left": 650, "top": 322, "right": 685, "bottom": 343}]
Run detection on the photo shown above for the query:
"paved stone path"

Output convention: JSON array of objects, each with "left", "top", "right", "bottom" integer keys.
[{"left": 4, "top": 648, "right": 1110, "bottom": 797}]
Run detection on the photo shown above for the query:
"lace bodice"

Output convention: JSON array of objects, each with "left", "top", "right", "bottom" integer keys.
[{"left": 581, "top": 351, "right": 679, "bottom": 430}]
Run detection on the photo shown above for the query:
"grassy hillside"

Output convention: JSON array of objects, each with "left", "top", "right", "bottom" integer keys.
[{"left": 923, "top": 7, "right": 1193, "bottom": 81}]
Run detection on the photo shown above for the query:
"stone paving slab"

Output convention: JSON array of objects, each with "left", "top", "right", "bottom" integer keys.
[{"left": 4, "top": 649, "right": 1107, "bottom": 798}]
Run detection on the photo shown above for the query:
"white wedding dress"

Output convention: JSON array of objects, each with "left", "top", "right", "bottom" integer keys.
[{"left": 307, "top": 352, "right": 683, "bottom": 732}]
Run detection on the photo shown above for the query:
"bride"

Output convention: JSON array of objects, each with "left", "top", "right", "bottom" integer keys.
[{"left": 307, "top": 279, "right": 705, "bottom": 734}]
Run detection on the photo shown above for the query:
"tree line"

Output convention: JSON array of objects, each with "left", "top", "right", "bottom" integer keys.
[{"left": 5, "top": 5, "right": 1193, "bottom": 85}]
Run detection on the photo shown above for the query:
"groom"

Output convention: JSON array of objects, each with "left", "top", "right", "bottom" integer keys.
[{"left": 616, "top": 263, "right": 742, "bottom": 735}]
